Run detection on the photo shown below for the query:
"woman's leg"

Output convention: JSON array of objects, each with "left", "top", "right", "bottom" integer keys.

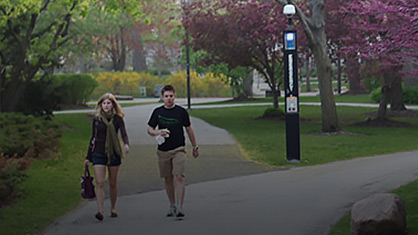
[
  {"left": 93, "top": 165, "right": 107, "bottom": 215},
  {"left": 108, "top": 166, "right": 120, "bottom": 214}
]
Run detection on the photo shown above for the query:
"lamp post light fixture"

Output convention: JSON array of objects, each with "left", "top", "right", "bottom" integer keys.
[
  {"left": 182, "top": 0, "right": 191, "bottom": 110},
  {"left": 283, "top": 4, "right": 300, "bottom": 163}
]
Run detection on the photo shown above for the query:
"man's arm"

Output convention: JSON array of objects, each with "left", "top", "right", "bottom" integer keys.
[
  {"left": 185, "top": 125, "right": 199, "bottom": 158},
  {"left": 148, "top": 125, "right": 170, "bottom": 137}
]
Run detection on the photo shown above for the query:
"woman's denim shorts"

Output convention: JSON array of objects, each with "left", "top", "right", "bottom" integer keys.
[{"left": 92, "top": 152, "right": 121, "bottom": 166}]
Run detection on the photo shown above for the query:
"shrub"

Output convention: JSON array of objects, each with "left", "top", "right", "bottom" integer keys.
[
  {"left": 93, "top": 72, "right": 162, "bottom": 97},
  {"left": 166, "top": 71, "right": 231, "bottom": 97},
  {"left": 18, "top": 74, "right": 97, "bottom": 115},
  {"left": 54, "top": 74, "right": 98, "bottom": 105},
  {"left": 262, "top": 107, "right": 285, "bottom": 118},
  {"left": 0, "top": 113, "right": 62, "bottom": 205},
  {"left": 403, "top": 87, "right": 418, "bottom": 104},
  {"left": 371, "top": 86, "right": 418, "bottom": 104},
  {"left": 150, "top": 68, "right": 171, "bottom": 76},
  {"left": 0, "top": 158, "right": 27, "bottom": 205}
]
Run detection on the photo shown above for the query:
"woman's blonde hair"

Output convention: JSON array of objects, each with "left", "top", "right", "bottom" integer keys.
[{"left": 96, "top": 93, "right": 125, "bottom": 117}]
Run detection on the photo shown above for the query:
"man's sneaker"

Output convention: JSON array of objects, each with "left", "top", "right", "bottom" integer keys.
[
  {"left": 176, "top": 206, "right": 185, "bottom": 219},
  {"left": 166, "top": 205, "right": 177, "bottom": 217}
]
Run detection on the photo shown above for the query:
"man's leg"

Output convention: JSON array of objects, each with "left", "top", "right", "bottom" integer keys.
[
  {"left": 172, "top": 147, "right": 187, "bottom": 218},
  {"left": 174, "top": 174, "right": 185, "bottom": 207},
  {"left": 164, "top": 176, "right": 175, "bottom": 205}
]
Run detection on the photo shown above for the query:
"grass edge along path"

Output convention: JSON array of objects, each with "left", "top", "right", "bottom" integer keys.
[
  {"left": 329, "top": 180, "right": 418, "bottom": 235},
  {"left": 0, "top": 113, "right": 92, "bottom": 235}
]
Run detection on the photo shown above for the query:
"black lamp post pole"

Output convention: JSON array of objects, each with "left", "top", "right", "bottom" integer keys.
[
  {"left": 283, "top": 7, "right": 300, "bottom": 163},
  {"left": 186, "top": 33, "right": 191, "bottom": 110},
  {"left": 182, "top": 0, "right": 191, "bottom": 110}
]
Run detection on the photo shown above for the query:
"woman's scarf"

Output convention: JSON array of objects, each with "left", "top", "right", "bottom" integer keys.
[{"left": 100, "top": 111, "right": 123, "bottom": 165}]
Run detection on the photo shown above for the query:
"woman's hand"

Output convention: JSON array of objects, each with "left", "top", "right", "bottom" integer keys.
[
  {"left": 84, "top": 159, "right": 89, "bottom": 167},
  {"left": 124, "top": 144, "right": 130, "bottom": 154}
]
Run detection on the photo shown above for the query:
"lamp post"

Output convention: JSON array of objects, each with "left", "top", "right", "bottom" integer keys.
[
  {"left": 283, "top": 4, "right": 300, "bottom": 163},
  {"left": 182, "top": 0, "right": 191, "bottom": 110}
]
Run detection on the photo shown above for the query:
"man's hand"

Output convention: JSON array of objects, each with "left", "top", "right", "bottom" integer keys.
[{"left": 192, "top": 147, "right": 199, "bottom": 158}]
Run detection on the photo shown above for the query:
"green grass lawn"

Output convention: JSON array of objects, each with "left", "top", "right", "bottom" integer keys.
[
  {"left": 190, "top": 105, "right": 418, "bottom": 166},
  {"left": 195, "top": 94, "right": 374, "bottom": 106}
]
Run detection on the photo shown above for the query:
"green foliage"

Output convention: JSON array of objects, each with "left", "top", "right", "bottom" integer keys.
[
  {"left": 0, "top": 113, "right": 91, "bottom": 234},
  {"left": 0, "top": 113, "right": 61, "bottom": 159},
  {"left": 370, "top": 87, "right": 381, "bottom": 103},
  {"left": 0, "top": 0, "right": 142, "bottom": 112},
  {"left": 0, "top": 113, "right": 62, "bottom": 206},
  {"left": 262, "top": 107, "right": 285, "bottom": 118},
  {"left": 18, "top": 74, "right": 97, "bottom": 115},
  {"left": 403, "top": 87, "right": 418, "bottom": 104},
  {"left": 150, "top": 68, "right": 171, "bottom": 76},
  {"left": 54, "top": 74, "right": 98, "bottom": 105},
  {"left": 371, "top": 86, "right": 418, "bottom": 104},
  {"left": 362, "top": 74, "right": 382, "bottom": 92},
  {"left": 0, "top": 159, "right": 26, "bottom": 205}
]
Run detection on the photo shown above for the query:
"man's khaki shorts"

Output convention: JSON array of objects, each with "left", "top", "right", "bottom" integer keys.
[{"left": 157, "top": 146, "right": 186, "bottom": 178}]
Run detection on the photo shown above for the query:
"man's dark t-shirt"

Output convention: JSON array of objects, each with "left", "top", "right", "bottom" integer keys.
[{"left": 148, "top": 105, "right": 191, "bottom": 151}]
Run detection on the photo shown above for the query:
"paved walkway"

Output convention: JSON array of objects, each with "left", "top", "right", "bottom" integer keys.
[{"left": 46, "top": 98, "right": 418, "bottom": 235}]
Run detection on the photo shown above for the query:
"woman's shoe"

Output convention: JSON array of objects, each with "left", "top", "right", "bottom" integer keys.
[
  {"left": 95, "top": 212, "right": 104, "bottom": 221},
  {"left": 111, "top": 212, "right": 118, "bottom": 218}
]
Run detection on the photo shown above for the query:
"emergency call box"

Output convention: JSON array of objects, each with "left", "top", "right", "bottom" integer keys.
[
  {"left": 284, "top": 31, "right": 296, "bottom": 50},
  {"left": 286, "top": 96, "right": 298, "bottom": 113}
]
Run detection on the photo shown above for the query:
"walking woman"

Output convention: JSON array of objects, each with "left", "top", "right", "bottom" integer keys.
[{"left": 84, "top": 93, "right": 130, "bottom": 221}]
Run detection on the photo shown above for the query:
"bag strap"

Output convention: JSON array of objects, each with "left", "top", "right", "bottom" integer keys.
[
  {"left": 91, "top": 118, "right": 98, "bottom": 153},
  {"left": 85, "top": 165, "right": 91, "bottom": 177}
]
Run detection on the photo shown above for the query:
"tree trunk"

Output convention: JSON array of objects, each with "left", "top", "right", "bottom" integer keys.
[
  {"left": 272, "top": 89, "right": 279, "bottom": 108},
  {"left": 305, "top": 55, "right": 312, "bottom": 92},
  {"left": 1, "top": 74, "right": 27, "bottom": 112},
  {"left": 242, "top": 70, "right": 254, "bottom": 98},
  {"left": 110, "top": 27, "right": 126, "bottom": 72},
  {"left": 377, "top": 84, "right": 389, "bottom": 121},
  {"left": 312, "top": 43, "right": 339, "bottom": 132},
  {"left": 131, "top": 29, "right": 148, "bottom": 72},
  {"left": 345, "top": 57, "right": 365, "bottom": 94},
  {"left": 133, "top": 47, "right": 147, "bottom": 72},
  {"left": 337, "top": 55, "right": 341, "bottom": 94},
  {"left": 290, "top": 0, "right": 339, "bottom": 132},
  {"left": 309, "top": 0, "right": 339, "bottom": 132},
  {"left": 389, "top": 72, "right": 406, "bottom": 111}
]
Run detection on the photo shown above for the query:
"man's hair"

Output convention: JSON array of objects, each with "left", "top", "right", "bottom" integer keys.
[{"left": 161, "top": 85, "right": 175, "bottom": 95}]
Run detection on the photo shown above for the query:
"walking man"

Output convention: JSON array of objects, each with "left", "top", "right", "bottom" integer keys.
[{"left": 147, "top": 85, "right": 199, "bottom": 219}]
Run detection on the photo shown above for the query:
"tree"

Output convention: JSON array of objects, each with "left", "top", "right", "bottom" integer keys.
[
  {"left": 341, "top": 0, "right": 418, "bottom": 120},
  {"left": 277, "top": 0, "right": 340, "bottom": 132},
  {"left": 187, "top": 0, "right": 297, "bottom": 108},
  {"left": 75, "top": 3, "right": 140, "bottom": 72},
  {"left": 325, "top": 0, "right": 367, "bottom": 94},
  {"left": 0, "top": 0, "right": 140, "bottom": 112},
  {"left": 139, "top": 0, "right": 183, "bottom": 76}
]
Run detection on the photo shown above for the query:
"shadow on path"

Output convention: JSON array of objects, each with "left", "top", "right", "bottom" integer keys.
[{"left": 118, "top": 145, "right": 280, "bottom": 196}]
